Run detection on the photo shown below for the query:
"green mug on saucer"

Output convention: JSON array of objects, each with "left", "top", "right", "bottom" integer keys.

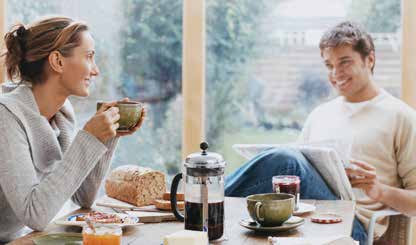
[{"left": 246, "top": 193, "right": 295, "bottom": 227}]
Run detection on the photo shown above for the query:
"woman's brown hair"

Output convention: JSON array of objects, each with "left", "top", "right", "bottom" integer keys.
[{"left": 3, "top": 16, "right": 88, "bottom": 84}]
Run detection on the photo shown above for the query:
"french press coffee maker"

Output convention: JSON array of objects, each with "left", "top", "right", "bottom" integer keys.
[{"left": 170, "top": 142, "right": 226, "bottom": 241}]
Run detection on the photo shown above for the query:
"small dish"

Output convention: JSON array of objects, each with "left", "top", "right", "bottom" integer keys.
[
  {"left": 239, "top": 216, "right": 304, "bottom": 232},
  {"left": 32, "top": 233, "right": 82, "bottom": 245},
  {"left": 311, "top": 213, "right": 343, "bottom": 224}
]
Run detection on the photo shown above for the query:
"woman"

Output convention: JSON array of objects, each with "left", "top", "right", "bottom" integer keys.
[{"left": 0, "top": 16, "right": 145, "bottom": 242}]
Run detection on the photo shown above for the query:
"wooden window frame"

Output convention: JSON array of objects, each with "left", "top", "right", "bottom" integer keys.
[
  {"left": 401, "top": 0, "right": 416, "bottom": 108},
  {"left": 182, "top": 0, "right": 205, "bottom": 157}
]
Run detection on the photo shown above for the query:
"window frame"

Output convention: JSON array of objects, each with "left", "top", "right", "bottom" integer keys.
[{"left": 401, "top": 0, "right": 416, "bottom": 108}]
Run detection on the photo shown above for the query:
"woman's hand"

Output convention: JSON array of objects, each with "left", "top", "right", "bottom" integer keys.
[
  {"left": 116, "top": 98, "right": 146, "bottom": 137},
  {"left": 345, "top": 160, "right": 385, "bottom": 202},
  {"left": 83, "top": 101, "right": 120, "bottom": 143}
]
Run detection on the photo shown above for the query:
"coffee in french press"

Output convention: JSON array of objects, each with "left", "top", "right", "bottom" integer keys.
[{"left": 170, "top": 142, "right": 226, "bottom": 241}]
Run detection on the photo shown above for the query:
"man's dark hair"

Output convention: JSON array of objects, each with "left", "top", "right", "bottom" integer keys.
[{"left": 319, "top": 21, "right": 375, "bottom": 73}]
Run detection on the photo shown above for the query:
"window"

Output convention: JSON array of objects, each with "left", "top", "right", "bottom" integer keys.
[
  {"left": 7, "top": 0, "right": 183, "bottom": 176},
  {"left": 205, "top": 0, "right": 401, "bottom": 174},
  {"left": 6, "top": 0, "right": 402, "bottom": 176}
]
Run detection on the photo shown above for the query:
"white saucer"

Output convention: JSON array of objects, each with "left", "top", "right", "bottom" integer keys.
[
  {"left": 293, "top": 202, "right": 316, "bottom": 215},
  {"left": 239, "top": 216, "right": 305, "bottom": 232}
]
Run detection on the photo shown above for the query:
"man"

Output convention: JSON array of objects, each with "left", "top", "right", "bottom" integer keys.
[{"left": 225, "top": 21, "right": 416, "bottom": 244}]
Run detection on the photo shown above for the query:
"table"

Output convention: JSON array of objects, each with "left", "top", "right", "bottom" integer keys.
[{"left": 9, "top": 197, "right": 355, "bottom": 245}]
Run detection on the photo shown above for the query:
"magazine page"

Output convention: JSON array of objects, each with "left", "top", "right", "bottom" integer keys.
[
  {"left": 232, "top": 141, "right": 354, "bottom": 200},
  {"left": 298, "top": 146, "right": 354, "bottom": 200},
  {"left": 233, "top": 139, "right": 351, "bottom": 164}
]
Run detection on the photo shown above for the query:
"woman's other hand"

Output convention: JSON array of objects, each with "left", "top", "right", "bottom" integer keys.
[{"left": 83, "top": 101, "right": 120, "bottom": 143}]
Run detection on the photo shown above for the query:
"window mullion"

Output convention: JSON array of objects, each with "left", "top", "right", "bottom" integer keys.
[
  {"left": 401, "top": 0, "right": 416, "bottom": 107},
  {"left": 182, "top": 0, "right": 206, "bottom": 158}
]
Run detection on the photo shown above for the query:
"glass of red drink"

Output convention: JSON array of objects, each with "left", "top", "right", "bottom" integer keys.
[{"left": 272, "top": 175, "right": 300, "bottom": 210}]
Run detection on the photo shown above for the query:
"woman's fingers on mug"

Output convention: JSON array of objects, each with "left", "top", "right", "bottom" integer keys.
[
  {"left": 97, "top": 101, "right": 117, "bottom": 113},
  {"left": 119, "top": 97, "right": 130, "bottom": 102},
  {"left": 127, "top": 107, "right": 146, "bottom": 133},
  {"left": 135, "top": 108, "right": 146, "bottom": 129},
  {"left": 117, "top": 110, "right": 145, "bottom": 136},
  {"left": 103, "top": 107, "right": 120, "bottom": 123},
  {"left": 112, "top": 111, "right": 121, "bottom": 123},
  {"left": 111, "top": 123, "right": 119, "bottom": 132}
]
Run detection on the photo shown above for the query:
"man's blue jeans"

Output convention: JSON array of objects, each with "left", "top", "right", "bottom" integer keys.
[{"left": 225, "top": 147, "right": 368, "bottom": 245}]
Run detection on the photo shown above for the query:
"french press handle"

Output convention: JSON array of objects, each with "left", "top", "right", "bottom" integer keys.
[{"left": 170, "top": 173, "right": 184, "bottom": 221}]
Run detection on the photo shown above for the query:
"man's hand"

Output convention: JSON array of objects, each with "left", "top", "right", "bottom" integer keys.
[{"left": 345, "top": 160, "right": 385, "bottom": 202}]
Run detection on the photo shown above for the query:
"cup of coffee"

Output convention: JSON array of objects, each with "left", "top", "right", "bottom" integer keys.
[
  {"left": 272, "top": 175, "right": 300, "bottom": 209},
  {"left": 246, "top": 193, "right": 294, "bottom": 227},
  {"left": 97, "top": 101, "right": 143, "bottom": 132}
]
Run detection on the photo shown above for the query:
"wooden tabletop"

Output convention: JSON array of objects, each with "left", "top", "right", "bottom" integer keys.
[{"left": 9, "top": 197, "right": 355, "bottom": 245}]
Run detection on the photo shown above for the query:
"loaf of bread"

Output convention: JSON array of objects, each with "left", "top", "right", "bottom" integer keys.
[{"left": 105, "top": 165, "right": 166, "bottom": 207}]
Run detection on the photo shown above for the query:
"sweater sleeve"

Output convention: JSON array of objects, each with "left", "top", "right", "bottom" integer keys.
[
  {"left": 71, "top": 135, "right": 119, "bottom": 208},
  {"left": 0, "top": 107, "right": 108, "bottom": 231},
  {"left": 395, "top": 108, "right": 416, "bottom": 190}
]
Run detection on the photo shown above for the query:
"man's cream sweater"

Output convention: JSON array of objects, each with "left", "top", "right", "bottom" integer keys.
[
  {"left": 0, "top": 85, "right": 118, "bottom": 242},
  {"left": 300, "top": 89, "right": 416, "bottom": 238}
]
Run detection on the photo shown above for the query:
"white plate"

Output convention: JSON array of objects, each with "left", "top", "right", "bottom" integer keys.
[
  {"left": 54, "top": 213, "right": 143, "bottom": 228},
  {"left": 293, "top": 202, "right": 316, "bottom": 215}
]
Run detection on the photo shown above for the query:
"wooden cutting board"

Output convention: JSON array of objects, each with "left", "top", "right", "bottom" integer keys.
[
  {"left": 96, "top": 195, "right": 157, "bottom": 210},
  {"left": 95, "top": 195, "right": 178, "bottom": 223}
]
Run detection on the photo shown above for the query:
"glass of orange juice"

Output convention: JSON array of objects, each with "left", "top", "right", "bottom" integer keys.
[{"left": 82, "top": 224, "right": 122, "bottom": 245}]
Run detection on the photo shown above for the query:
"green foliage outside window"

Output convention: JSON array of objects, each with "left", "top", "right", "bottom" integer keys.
[
  {"left": 205, "top": 0, "right": 270, "bottom": 151},
  {"left": 120, "top": 0, "right": 271, "bottom": 167}
]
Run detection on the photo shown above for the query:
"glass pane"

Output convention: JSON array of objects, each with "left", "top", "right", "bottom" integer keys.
[
  {"left": 206, "top": 0, "right": 401, "bottom": 174},
  {"left": 7, "top": 0, "right": 183, "bottom": 177}
]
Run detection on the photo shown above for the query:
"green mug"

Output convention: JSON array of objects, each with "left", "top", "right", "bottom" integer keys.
[
  {"left": 246, "top": 193, "right": 294, "bottom": 227},
  {"left": 97, "top": 101, "right": 143, "bottom": 131}
]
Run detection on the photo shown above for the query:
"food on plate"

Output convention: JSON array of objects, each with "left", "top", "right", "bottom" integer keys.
[
  {"left": 75, "top": 211, "right": 122, "bottom": 223},
  {"left": 105, "top": 165, "right": 166, "bottom": 207},
  {"left": 73, "top": 211, "right": 138, "bottom": 224}
]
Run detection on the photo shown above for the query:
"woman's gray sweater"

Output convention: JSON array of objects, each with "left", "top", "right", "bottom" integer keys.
[{"left": 0, "top": 85, "right": 118, "bottom": 242}]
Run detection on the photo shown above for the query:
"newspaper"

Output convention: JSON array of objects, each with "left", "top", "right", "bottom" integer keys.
[{"left": 232, "top": 140, "right": 355, "bottom": 201}]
